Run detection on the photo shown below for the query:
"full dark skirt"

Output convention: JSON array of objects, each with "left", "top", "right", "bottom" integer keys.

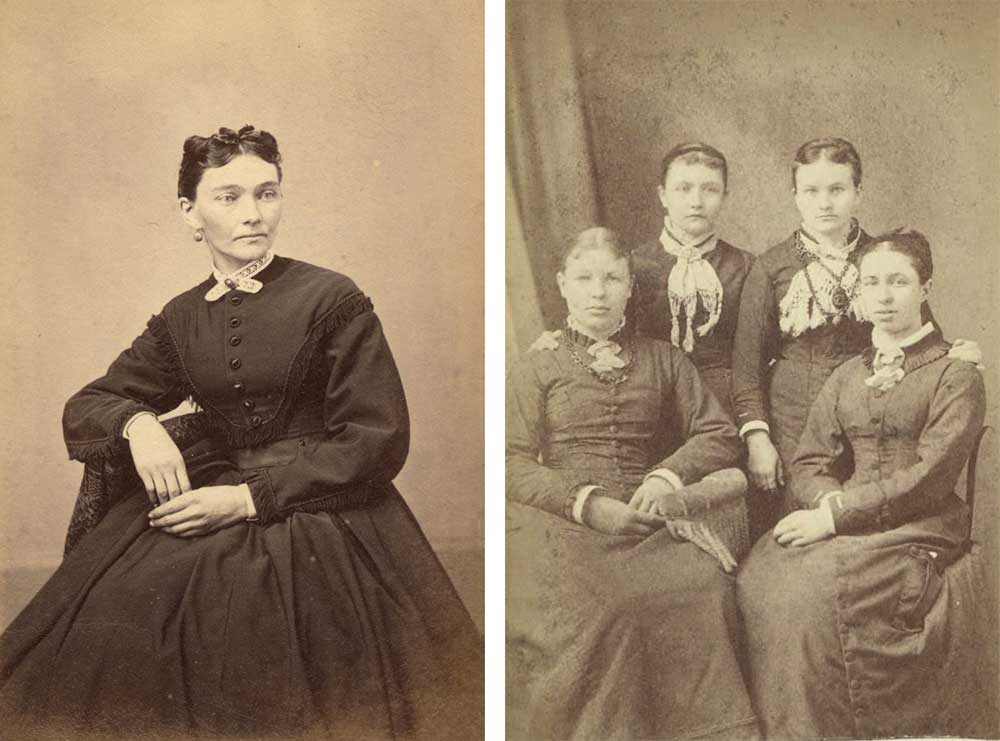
[
  {"left": 738, "top": 520, "right": 991, "bottom": 739},
  {"left": 506, "top": 501, "right": 759, "bottom": 741},
  {"left": 0, "top": 486, "right": 482, "bottom": 740}
]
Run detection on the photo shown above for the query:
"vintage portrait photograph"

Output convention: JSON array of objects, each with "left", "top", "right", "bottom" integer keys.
[
  {"left": 506, "top": 1, "right": 999, "bottom": 739},
  {"left": 0, "top": 1, "right": 483, "bottom": 739}
]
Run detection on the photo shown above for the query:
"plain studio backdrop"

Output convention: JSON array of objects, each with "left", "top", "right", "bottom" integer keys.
[
  {"left": 507, "top": 0, "right": 999, "bottom": 725},
  {"left": 0, "top": 1, "right": 483, "bottom": 627}
]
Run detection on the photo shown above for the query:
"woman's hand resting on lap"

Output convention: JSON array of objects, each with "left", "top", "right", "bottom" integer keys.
[
  {"left": 148, "top": 485, "right": 253, "bottom": 537},
  {"left": 773, "top": 507, "right": 835, "bottom": 547},
  {"left": 584, "top": 495, "right": 663, "bottom": 537},
  {"left": 629, "top": 475, "right": 675, "bottom": 513},
  {"left": 127, "top": 415, "right": 191, "bottom": 505}
]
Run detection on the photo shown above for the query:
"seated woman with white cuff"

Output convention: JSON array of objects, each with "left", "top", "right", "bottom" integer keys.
[{"left": 506, "top": 227, "right": 759, "bottom": 741}]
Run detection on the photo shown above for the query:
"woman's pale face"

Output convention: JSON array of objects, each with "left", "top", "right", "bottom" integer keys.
[
  {"left": 793, "top": 159, "right": 861, "bottom": 241},
  {"left": 179, "top": 154, "right": 283, "bottom": 273},
  {"left": 557, "top": 246, "right": 632, "bottom": 338},
  {"left": 657, "top": 161, "right": 726, "bottom": 241},
  {"left": 859, "top": 249, "right": 930, "bottom": 339}
]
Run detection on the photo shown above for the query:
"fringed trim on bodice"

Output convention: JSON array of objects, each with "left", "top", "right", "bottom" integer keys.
[{"left": 147, "top": 291, "right": 374, "bottom": 450}]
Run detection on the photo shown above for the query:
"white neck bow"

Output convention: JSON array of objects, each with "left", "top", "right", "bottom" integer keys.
[{"left": 204, "top": 251, "right": 275, "bottom": 302}]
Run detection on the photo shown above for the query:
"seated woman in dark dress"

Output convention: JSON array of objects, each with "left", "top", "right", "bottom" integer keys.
[
  {"left": 738, "top": 230, "right": 991, "bottom": 739},
  {"left": 507, "top": 227, "right": 759, "bottom": 741},
  {"left": 0, "top": 125, "right": 482, "bottom": 740}
]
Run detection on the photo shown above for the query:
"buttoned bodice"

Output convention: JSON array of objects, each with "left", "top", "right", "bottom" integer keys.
[
  {"left": 536, "top": 342, "right": 682, "bottom": 497},
  {"left": 790, "top": 332, "right": 985, "bottom": 536},
  {"left": 156, "top": 258, "right": 366, "bottom": 442},
  {"left": 506, "top": 332, "right": 739, "bottom": 515}
]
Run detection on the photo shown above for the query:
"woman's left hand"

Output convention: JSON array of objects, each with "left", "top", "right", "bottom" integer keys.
[
  {"left": 773, "top": 507, "right": 835, "bottom": 548},
  {"left": 629, "top": 476, "right": 676, "bottom": 513},
  {"left": 148, "top": 485, "right": 251, "bottom": 537},
  {"left": 948, "top": 339, "right": 984, "bottom": 369}
]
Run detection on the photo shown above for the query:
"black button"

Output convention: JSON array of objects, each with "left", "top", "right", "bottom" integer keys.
[
  {"left": 230, "top": 295, "right": 243, "bottom": 306},
  {"left": 230, "top": 358, "right": 242, "bottom": 370},
  {"left": 249, "top": 415, "right": 262, "bottom": 427},
  {"left": 242, "top": 399, "right": 255, "bottom": 410},
  {"left": 229, "top": 317, "right": 241, "bottom": 328},
  {"left": 233, "top": 382, "right": 245, "bottom": 393},
  {"left": 870, "top": 417, "right": 879, "bottom": 425},
  {"left": 229, "top": 335, "right": 242, "bottom": 346}
]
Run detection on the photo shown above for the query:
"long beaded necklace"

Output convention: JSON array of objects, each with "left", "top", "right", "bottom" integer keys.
[{"left": 794, "top": 230, "right": 856, "bottom": 319}]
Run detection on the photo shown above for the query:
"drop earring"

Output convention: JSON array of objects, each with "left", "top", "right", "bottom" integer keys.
[{"left": 193, "top": 229, "right": 204, "bottom": 242}]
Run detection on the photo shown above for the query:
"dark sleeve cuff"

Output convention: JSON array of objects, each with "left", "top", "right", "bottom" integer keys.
[
  {"left": 828, "top": 486, "right": 891, "bottom": 534},
  {"left": 65, "top": 402, "right": 159, "bottom": 464},
  {"left": 242, "top": 470, "right": 279, "bottom": 526}
]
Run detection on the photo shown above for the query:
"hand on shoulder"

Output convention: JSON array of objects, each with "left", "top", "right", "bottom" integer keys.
[{"left": 529, "top": 329, "right": 562, "bottom": 352}]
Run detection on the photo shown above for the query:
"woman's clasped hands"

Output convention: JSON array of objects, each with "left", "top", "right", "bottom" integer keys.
[
  {"left": 128, "top": 415, "right": 252, "bottom": 537},
  {"left": 583, "top": 477, "right": 737, "bottom": 572}
]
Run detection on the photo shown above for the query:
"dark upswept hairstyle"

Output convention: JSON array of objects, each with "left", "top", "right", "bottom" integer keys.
[
  {"left": 792, "top": 137, "right": 862, "bottom": 189},
  {"left": 858, "top": 228, "right": 934, "bottom": 284},
  {"left": 558, "top": 227, "right": 633, "bottom": 276},
  {"left": 177, "top": 125, "right": 283, "bottom": 200},
  {"left": 660, "top": 142, "right": 728, "bottom": 190}
]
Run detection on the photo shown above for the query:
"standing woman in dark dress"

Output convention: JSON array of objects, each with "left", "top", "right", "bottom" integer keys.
[
  {"left": 732, "top": 137, "right": 981, "bottom": 536},
  {"left": 532, "top": 143, "right": 754, "bottom": 419},
  {"left": 0, "top": 126, "right": 482, "bottom": 739},
  {"left": 738, "top": 231, "right": 991, "bottom": 738}
]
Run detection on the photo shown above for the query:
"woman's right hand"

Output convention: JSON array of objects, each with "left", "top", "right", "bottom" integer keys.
[
  {"left": 745, "top": 431, "right": 784, "bottom": 493},
  {"left": 127, "top": 415, "right": 192, "bottom": 505},
  {"left": 583, "top": 495, "right": 663, "bottom": 537}
]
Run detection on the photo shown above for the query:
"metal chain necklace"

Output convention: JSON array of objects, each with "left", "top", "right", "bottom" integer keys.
[{"left": 795, "top": 231, "right": 855, "bottom": 317}]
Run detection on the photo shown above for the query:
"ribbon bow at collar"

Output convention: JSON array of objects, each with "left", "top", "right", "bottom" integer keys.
[
  {"left": 587, "top": 340, "right": 626, "bottom": 374},
  {"left": 864, "top": 347, "right": 905, "bottom": 392},
  {"left": 204, "top": 251, "right": 275, "bottom": 302}
]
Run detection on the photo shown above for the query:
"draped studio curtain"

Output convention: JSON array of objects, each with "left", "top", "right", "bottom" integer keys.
[{"left": 505, "top": 0, "right": 601, "bottom": 361}]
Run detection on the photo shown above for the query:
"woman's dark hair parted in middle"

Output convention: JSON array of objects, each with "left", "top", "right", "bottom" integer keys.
[
  {"left": 660, "top": 142, "right": 729, "bottom": 190},
  {"left": 792, "top": 137, "right": 862, "bottom": 188},
  {"left": 177, "top": 125, "right": 283, "bottom": 200},
  {"left": 859, "top": 228, "right": 935, "bottom": 284}
]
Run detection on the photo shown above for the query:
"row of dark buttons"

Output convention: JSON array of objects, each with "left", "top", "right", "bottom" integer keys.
[{"left": 228, "top": 294, "right": 260, "bottom": 425}]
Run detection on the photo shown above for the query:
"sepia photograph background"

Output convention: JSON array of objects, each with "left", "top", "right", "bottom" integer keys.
[
  {"left": 0, "top": 0, "right": 484, "bottom": 630},
  {"left": 507, "top": 0, "right": 999, "bottom": 720}
]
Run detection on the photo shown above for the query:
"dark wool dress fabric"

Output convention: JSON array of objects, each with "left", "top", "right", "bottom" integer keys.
[
  {"left": 0, "top": 257, "right": 483, "bottom": 740},
  {"left": 738, "top": 333, "right": 990, "bottom": 739},
  {"left": 506, "top": 332, "right": 759, "bottom": 741}
]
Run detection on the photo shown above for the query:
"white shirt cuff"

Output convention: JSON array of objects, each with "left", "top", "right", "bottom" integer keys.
[
  {"left": 571, "top": 484, "right": 601, "bottom": 524},
  {"left": 241, "top": 484, "right": 258, "bottom": 521},
  {"left": 122, "top": 411, "right": 158, "bottom": 440},
  {"left": 739, "top": 421, "right": 771, "bottom": 439},
  {"left": 643, "top": 468, "right": 683, "bottom": 491},
  {"left": 819, "top": 496, "right": 837, "bottom": 534}
]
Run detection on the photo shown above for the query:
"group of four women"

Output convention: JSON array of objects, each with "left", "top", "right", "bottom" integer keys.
[{"left": 506, "top": 137, "right": 990, "bottom": 739}]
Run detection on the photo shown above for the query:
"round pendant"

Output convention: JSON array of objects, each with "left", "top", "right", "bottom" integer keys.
[{"left": 831, "top": 286, "right": 849, "bottom": 311}]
